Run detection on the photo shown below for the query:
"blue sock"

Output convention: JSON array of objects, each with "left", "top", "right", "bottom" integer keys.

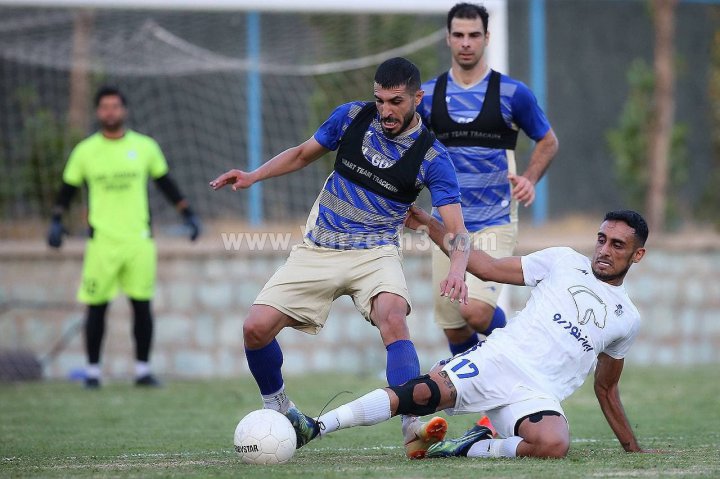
[
  {"left": 481, "top": 307, "right": 507, "bottom": 336},
  {"left": 448, "top": 332, "right": 480, "bottom": 356},
  {"left": 385, "top": 339, "right": 420, "bottom": 386},
  {"left": 245, "top": 339, "right": 284, "bottom": 395}
]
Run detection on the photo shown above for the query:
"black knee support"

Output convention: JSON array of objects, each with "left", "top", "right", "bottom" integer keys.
[{"left": 388, "top": 374, "right": 441, "bottom": 416}]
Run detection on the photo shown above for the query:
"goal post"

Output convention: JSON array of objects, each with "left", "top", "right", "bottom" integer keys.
[
  {"left": 0, "top": 0, "right": 505, "bottom": 15},
  {"left": 0, "top": 1, "right": 508, "bottom": 228}
]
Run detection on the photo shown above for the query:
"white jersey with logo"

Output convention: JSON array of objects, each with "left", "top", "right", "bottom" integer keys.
[{"left": 481, "top": 247, "right": 641, "bottom": 401}]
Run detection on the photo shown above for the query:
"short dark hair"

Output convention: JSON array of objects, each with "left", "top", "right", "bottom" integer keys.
[
  {"left": 94, "top": 85, "right": 127, "bottom": 107},
  {"left": 604, "top": 210, "right": 649, "bottom": 246},
  {"left": 374, "top": 57, "right": 421, "bottom": 93},
  {"left": 447, "top": 2, "right": 489, "bottom": 33}
]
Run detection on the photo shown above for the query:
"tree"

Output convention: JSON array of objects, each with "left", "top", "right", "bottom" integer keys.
[
  {"left": 701, "top": 25, "right": 720, "bottom": 230},
  {"left": 646, "top": 0, "right": 679, "bottom": 232},
  {"left": 607, "top": 60, "right": 686, "bottom": 221},
  {"left": 68, "top": 9, "right": 95, "bottom": 134}
]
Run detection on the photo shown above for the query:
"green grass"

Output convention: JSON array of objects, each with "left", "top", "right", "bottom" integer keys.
[{"left": 1, "top": 366, "right": 719, "bottom": 478}]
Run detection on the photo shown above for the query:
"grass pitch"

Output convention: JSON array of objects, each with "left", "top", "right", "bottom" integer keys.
[{"left": 1, "top": 365, "right": 719, "bottom": 478}]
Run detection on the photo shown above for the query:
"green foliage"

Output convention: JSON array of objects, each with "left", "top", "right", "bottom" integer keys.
[
  {"left": 14, "top": 87, "right": 83, "bottom": 217},
  {"left": 1, "top": 367, "right": 719, "bottom": 478},
  {"left": 606, "top": 59, "right": 687, "bottom": 223}
]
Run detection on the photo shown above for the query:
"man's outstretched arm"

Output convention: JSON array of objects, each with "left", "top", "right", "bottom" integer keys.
[
  {"left": 594, "top": 352, "right": 659, "bottom": 453},
  {"left": 406, "top": 205, "right": 525, "bottom": 286},
  {"left": 210, "top": 137, "right": 329, "bottom": 191}
]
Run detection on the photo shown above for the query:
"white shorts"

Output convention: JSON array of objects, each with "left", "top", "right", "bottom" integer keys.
[{"left": 441, "top": 342, "right": 566, "bottom": 439}]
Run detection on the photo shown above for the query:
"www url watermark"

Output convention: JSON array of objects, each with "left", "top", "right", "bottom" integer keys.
[
  {"left": 220, "top": 231, "right": 295, "bottom": 251},
  {"left": 219, "top": 227, "right": 498, "bottom": 252}
]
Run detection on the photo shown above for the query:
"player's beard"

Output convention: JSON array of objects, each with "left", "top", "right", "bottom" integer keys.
[
  {"left": 591, "top": 261, "right": 631, "bottom": 284},
  {"left": 100, "top": 118, "right": 124, "bottom": 134},
  {"left": 381, "top": 108, "right": 416, "bottom": 138}
]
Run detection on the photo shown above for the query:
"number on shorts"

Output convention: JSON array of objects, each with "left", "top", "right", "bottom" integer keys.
[{"left": 450, "top": 358, "right": 479, "bottom": 379}]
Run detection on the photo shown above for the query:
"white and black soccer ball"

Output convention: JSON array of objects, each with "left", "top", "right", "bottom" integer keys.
[{"left": 234, "top": 409, "right": 297, "bottom": 465}]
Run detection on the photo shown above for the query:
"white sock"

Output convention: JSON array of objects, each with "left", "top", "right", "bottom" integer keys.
[
  {"left": 135, "top": 361, "right": 151, "bottom": 378},
  {"left": 318, "top": 389, "right": 391, "bottom": 436},
  {"left": 86, "top": 364, "right": 101, "bottom": 379},
  {"left": 401, "top": 416, "right": 419, "bottom": 438},
  {"left": 262, "top": 385, "right": 292, "bottom": 414},
  {"left": 467, "top": 436, "right": 523, "bottom": 458}
]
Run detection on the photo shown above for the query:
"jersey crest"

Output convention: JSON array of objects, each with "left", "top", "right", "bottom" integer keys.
[{"left": 568, "top": 285, "right": 608, "bottom": 329}]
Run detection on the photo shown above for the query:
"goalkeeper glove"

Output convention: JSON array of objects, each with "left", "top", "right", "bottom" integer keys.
[
  {"left": 47, "top": 214, "right": 65, "bottom": 248},
  {"left": 182, "top": 207, "right": 202, "bottom": 242}
]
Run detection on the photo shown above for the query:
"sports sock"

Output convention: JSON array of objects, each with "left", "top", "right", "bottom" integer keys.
[
  {"left": 481, "top": 307, "right": 507, "bottom": 336},
  {"left": 448, "top": 332, "right": 480, "bottom": 356},
  {"left": 135, "top": 361, "right": 151, "bottom": 378},
  {"left": 466, "top": 436, "right": 523, "bottom": 458},
  {"left": 131, "top": 299, "right": 153, "bottom": 362},
  {"left": 318, "top": 389, "right": 391, "bottom": 436},
  {"left": 401, "top": 415, "right": 420, "bottom": 438},
  {"left": 85, "top": 363, "right": 101, "bottom": 379},
  {"left": 85, "top": 303, "right": 108, "bottom": 365},
  {"left": 261, "top": 385, "right": 292, "bottom": 413},
  {"left": 385, "top": 339, "right": 420, "bottom": 386},
  {"left": 385, "top": 339, "right": 421, "bottom": 430},
  {"left": 245, "top": 338, "right": 285, "bottom": 397}
]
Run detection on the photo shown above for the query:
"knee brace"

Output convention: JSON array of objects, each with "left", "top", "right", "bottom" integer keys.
[{"left": 388, "top": 374, "right": 441, "bottom": 416}]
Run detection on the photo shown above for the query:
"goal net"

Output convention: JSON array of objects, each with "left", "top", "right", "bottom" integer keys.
[{"left": 0, "top": 3, "right": 506, "bottom": 232}]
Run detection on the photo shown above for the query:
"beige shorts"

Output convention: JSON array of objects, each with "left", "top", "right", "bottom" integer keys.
[
  {"left": 432, "top": 222, "right": 517, "bottom": 329},
  {"left": 254, "top": 242, "right": 411, "bottom": 334}
]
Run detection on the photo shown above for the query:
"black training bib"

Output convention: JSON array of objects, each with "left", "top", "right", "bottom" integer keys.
[
  {"left": 333, "top": 102, "right": 435, "bottom": 204},
  {"left": 430, "top": 70, "right": 518, "bottom": 149}
]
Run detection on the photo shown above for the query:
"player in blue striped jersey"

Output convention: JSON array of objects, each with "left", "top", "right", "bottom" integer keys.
[
  {"left": 308, "top": 100, "right": 461, "bottom": 249},
  {"left": 211, "top": 58, "right": 470, "bottom": 450},
  {"left": 419, "top": 3, "right": 559, "bottom": 357}
]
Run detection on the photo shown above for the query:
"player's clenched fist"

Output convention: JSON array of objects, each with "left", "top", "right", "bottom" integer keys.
[{"left": 209, "top": 169, "right": 256, "bottom": 191}]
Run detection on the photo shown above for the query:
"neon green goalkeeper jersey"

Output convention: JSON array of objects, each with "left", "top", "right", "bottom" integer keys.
[{"left": 63, "top": 130, "right": 169, "bottom": 240}]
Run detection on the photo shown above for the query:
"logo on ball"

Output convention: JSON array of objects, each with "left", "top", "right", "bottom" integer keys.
[{"left": 234, "top": 409, "right": 297, "bottom": 465}]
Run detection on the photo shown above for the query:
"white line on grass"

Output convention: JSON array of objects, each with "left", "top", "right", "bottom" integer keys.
[{"left": 592, "top": 468, "right": 715, "bottom": 477}]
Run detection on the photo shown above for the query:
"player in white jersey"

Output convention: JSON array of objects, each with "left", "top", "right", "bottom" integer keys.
[{"left": 287, "top": 206, "right": 661, "bottom": 458}]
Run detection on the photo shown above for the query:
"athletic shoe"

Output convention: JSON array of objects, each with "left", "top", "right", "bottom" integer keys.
[
  {"left": 135, "top": 374, "right": 162, "bottom": 387},
  {"left": 283, "top": 400, "right": 297, "bottom": 415},
  {"left": 84, "top": 377, "right": 101, "bottom": 389},
  {"left": 404, "top": 417, "right": 448, "bottom": 459},
  {"left": 476, "top": 415, "right": 497, "bottom": 437},
  {"left": 426, "top": 424, "right": 493, "bottom": 458},
  {"left": 284, "top": 406, "right": 321, "bottom": 449}
]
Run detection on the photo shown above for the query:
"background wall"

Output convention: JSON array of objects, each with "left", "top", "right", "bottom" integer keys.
[
  {"left": 0, "top": 1, "right": 718, "bottom": 380},
  {"left": 2, "top": 233, "right": 718, "bottom": 381}
]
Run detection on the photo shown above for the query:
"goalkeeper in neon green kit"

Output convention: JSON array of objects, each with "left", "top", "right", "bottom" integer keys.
[{"left": 48, "top": 85, "right": 201, "bottom": 388}]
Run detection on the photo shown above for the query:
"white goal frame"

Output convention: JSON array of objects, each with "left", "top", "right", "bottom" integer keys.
[{"left": 0, "top": 0, "right": 509, "bottom": 73}]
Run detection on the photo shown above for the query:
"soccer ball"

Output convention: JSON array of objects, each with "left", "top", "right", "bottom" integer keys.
[{"left": 234, "top": 409, "right": 297, "bottom": 464}]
